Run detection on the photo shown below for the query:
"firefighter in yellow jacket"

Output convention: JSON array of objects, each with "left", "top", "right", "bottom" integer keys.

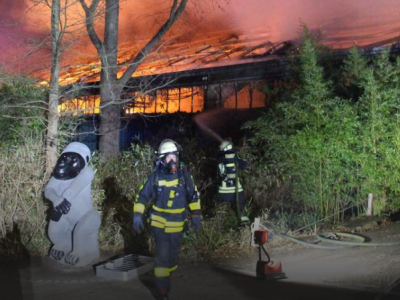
[
  {"left": 217, "top": 140, "right": 249, "bottom": 224},
  {"left": 133, "top": 139, "right": 201, "bottom": 300}
]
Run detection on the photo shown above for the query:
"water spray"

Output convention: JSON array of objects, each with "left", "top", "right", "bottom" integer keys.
[{"left": 193, "top": 109, "right": 225, "bottom": 143}]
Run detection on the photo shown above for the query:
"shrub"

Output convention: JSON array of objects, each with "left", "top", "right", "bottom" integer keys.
[
  {"left": 91, "top": 144, "right": 155, "bottom": 254},
  {"left": 0, "top": 137, "right": 48, "bottom": 258},
  {"left": 181, "top": 203, "right": 254, "bottom": 260}
]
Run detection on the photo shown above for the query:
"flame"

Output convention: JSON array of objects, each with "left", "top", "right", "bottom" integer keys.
[
  {"left": 58, "top": 96, "right": 100, "bottom": 116},
  {"left": 3, "top": 1, "right": 400, "bottom": 82},
  {"left": 223, "top": 84, "right": 266, "bottom": 109},
  {"left": 124, "top": 87, "right": 204, "bottom": 114},
  {"left": 3, "top": 0, "right": 400, "bottom": 115},
  {"left": 57, "top": 83, "right": 268, "bottom": 115},
  {"left": 58, "top": 87, "right": 205, "bottom": 115}
]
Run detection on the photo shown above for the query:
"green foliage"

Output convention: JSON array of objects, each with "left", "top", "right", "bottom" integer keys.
[
  {"left": 181, "top": 203, "right": 253, "bottom": 260},
  {"left": 91, "top": 143, "right": 154, "bottom": 253},
  {"left": 0, "top": 136, "right": 48, "bottom": 256},
  {"left": 245, "top": 29, "right": 400, "bottom": 226},
  {"left": 344, "top": 50, "right": 400, "bottom": 213},
  {"left": 0, "top": 75, "right": 46, "bottom": 144},
  {"left": 180, "top": 137, "right": 215, "bottom": 212},
  {"left": 246, "top": 31, "right": 359, "bottom": 223},
  {"left": 0, "top": 126, "right": 253, "bottom": 259},
  {"left": 0, "top": 74, "right": 50, "bottom": 257},
  {"left": 92, "top": 141, "right": 252, "bottom": 259}
]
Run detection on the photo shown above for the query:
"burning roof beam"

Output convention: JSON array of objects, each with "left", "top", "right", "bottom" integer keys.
[
  {"left": 204, "top": 46, "right": 247, "bottom": 63},
  {"left": 241, "top": 41, "right": 275, "bottom": 58}
]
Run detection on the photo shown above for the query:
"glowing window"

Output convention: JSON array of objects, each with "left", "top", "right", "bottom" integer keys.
[{"left": 58, "top": 95, "right": 100, "bottom": 115}]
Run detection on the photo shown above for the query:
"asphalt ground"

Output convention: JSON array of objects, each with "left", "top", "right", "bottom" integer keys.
[{"left": 1, "top": 220, "right": 400, "bottom": 300}]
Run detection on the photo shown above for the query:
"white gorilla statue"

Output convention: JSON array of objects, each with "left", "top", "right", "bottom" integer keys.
[{"left": 45, "top": 142, "right": 100, "bottom": 267}]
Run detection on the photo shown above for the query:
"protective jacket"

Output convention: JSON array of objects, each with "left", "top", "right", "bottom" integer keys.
[
  {"left": 217, "top": 150, "right": 247, "bottom": 194},
  {"left": 134, "top": 166, "right": 201, "bottom": 233},
  {"left": 133, "top": 165, "right": 201, "bottom": 294}
]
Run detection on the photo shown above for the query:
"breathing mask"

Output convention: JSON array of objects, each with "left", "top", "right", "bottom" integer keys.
[{"left": 163, "top": 153, "right": 178, "bottom": 174}]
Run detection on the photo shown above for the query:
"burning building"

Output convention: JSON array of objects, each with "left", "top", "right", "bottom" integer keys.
[
  {"left": 54, "top": 33, "right": 292, "bottom": 149},
  {"left": 58, "top": 31, "right": 293, "bottom": 116},
  {"left": 44, "top": 0, "right": 400, "bottom": 117},
  {"left": 3, "top": 1, "right": 400, "bottom": 149}
]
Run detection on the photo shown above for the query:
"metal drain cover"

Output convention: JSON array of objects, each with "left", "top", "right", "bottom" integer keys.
[{"left": 96, "top": 254, "right": 154, "bottom": 281}]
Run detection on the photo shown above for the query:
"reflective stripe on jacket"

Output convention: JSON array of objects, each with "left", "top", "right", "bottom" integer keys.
[
  {"left": 133, "top": 167, "right": 201, "bottom": 233},
  {"left": 217, "top": 150, "right": 248, "bottom": 194}
]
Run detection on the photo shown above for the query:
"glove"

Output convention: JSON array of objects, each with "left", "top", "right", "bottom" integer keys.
[
  {"left": 49, "top": 207, "right": 62, "bottom": 222},
  {"left": 191, "top": 215, "right": 202, "bottom": 231},
  {"left": 57, "top": 199, "right": 71, "bottom": 214},
  {"left": 133, "top": 213, "right": 144, "bottom": 234}
]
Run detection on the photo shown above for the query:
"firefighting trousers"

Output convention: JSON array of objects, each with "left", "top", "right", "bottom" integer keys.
[
  {"left": 151, "top": 227, "right": 182, "bottom": 292},
  {"left": 217, "top": 191, "right": 245, "bottom": 213}
]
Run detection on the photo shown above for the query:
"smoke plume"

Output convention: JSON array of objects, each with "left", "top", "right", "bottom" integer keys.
[{"left": 1, "top": 0, "right": 400, "bottom": 77}]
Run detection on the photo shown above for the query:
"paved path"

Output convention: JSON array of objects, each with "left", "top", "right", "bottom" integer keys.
[
  {"left": 0, "top": 257, "right": 388, "bottom": 300},
  {"left": 1, "top": 222, "right": 400, "bottom": 300}
]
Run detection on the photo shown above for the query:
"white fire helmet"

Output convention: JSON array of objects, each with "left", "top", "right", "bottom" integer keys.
[
  {"left": 61, "top": 142, "right": 91, "bottom": 165},
  {"left": 220, "top": 140, "right": 233, "bottom": 152},
  {"left": 158, "top": 139, "right": 179, "bottom": 157}
]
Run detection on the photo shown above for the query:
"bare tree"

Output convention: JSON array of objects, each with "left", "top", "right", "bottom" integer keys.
[
  {"left": 78, "top": 0, "right": 190, "bottom": 158},
  {"left": 0, "top": 0, "right": 65, "bottom": 176},
  {"left": 29, "top": 0, "right": 88, "bottom": 176},
  {"left": 46, "top": 0, "right": 62, "bottom": 177}
]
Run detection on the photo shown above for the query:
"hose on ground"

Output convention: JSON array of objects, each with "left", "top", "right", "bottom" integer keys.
[
  {"left": 317, "top": 232, "right": 400, "bottom": 247},
  {"left": 260, "top": 224, "right": 400, "bottom": 248}
]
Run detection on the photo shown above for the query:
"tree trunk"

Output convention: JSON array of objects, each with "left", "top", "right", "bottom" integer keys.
[
  {"left": 98, "top": 0, "right": 120, "bottom": 157},
  {"left": 46, "top": 91, "right": 59, "bottom": 176},
  {"left": 80, "top": 0, "right": 189, "bottom": 157},
  {"left": 45, "top": 0, "right": 61, "bottom": 177},
  {"left": 98, "top": 82, "right": 121, "bottom": 158}
]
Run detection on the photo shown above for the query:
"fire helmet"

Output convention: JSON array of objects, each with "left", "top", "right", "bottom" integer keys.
[
  {"left": 220, "top": 140, "right": 233, "bottom": 152},
  {"left": 158, "top": 139, "right": 179, "bottom": 157},
  {"left": 158, "top": 139, "right": 180, "bottom": 173}
]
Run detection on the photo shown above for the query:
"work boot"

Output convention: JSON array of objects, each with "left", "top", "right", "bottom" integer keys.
[{"left": 157, "top": 289, "right": 169, "bottom": 300}]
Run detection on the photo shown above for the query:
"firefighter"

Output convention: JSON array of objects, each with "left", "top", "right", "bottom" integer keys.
[
  {"left": 132, "top": 139, "right": 201, "bottom": 300},
  {"left": 216, "top": 140, "right": 249, "bottom": 224}
]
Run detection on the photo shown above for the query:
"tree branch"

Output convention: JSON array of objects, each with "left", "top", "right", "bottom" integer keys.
[
  {"left": 119, "top": 0, "right": 189, "bottom": 86},
  {"left": 78, "top": 0, "right": 104, "bottom": 56}
]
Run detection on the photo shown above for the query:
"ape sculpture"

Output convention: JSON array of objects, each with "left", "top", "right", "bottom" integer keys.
[{"left": 45, "top": 142, "right": 100, "bottom": 267}]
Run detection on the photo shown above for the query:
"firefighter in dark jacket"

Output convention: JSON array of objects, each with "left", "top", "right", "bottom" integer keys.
[
  {"left": 132, "top": 139, "right": 201, "bottom": 300},
  {"left": 217, "top": 140, "right": 249, "bottom": 224}
]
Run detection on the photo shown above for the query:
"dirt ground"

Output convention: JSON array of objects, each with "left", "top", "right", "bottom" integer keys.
[{"left": 1, "top": 217, "right": 400, "bottom": 300}]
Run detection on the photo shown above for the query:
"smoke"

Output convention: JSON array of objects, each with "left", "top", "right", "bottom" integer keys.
[
  {"left": 0, "top": 0, "right": 53, "bottom": 74},
  {"left": 2, "top": 0, "right": 400, "bottom": 76},
  {"left": 119, "top": 0, "right": 400, "bottom": 55},
  {"left": 198, "top": 0, "right": 400, "bottom": 44},
  {"left": 0, "top": 0, "right": 31, "bottom": 71}
]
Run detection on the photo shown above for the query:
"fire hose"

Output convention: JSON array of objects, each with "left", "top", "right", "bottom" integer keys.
[
  {"left": 317, "top": 232, "right": 400, "bottom": 247},
  {"left": 257, "top": 224, "right": 400, "bottom": 248}
]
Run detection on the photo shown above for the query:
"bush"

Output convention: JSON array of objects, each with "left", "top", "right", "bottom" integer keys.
[
  {"left": 0, "top": 74, "right": 49, "bottom": 259},
  {"left": 0, "top": 137, "right": 48, "bottom": 258},
  {"left": 245, "top": 29, "right": 359, "bottom": 223},
  {"left": 92, "top": 142, "right": 253, "bottom": 259},
  {"left": 181, "top": 203, "right": 254, "bottom": 260},
  {"left": 244, "top": 28, "right": 400, "bottom": 227},
  {"left": 91, "top": 144, "right": 155, "bottom": 254}
]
